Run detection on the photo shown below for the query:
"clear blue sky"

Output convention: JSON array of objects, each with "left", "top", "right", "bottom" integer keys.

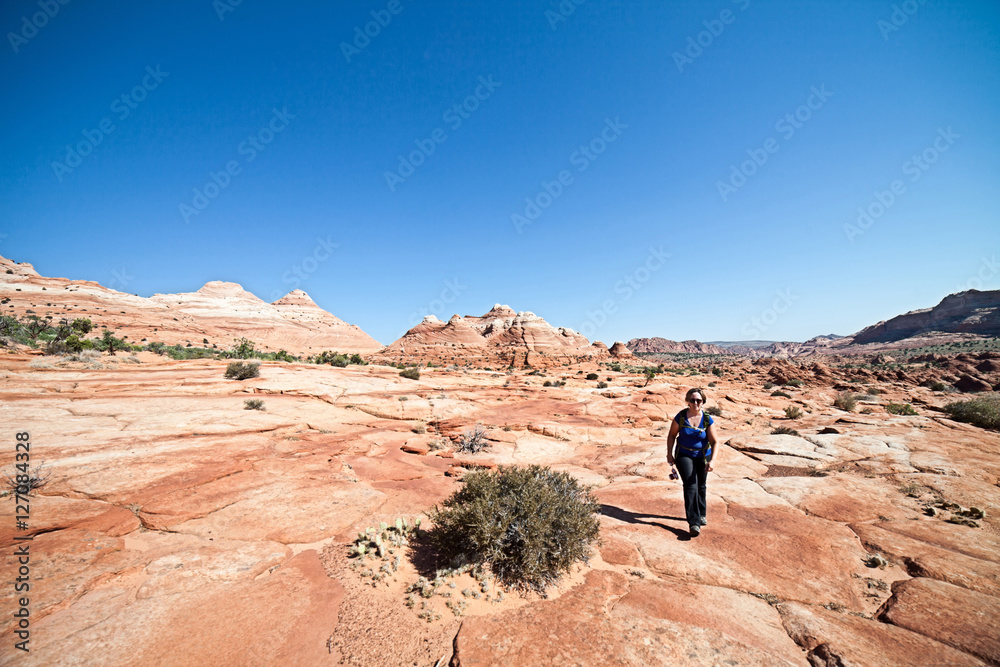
[{"left": 2, "top": 1, "right": 998, "bottom": 345}]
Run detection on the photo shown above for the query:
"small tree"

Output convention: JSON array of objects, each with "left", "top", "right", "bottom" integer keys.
[{"left": 643, "top": 368, "right": 656, "bottom": 386}]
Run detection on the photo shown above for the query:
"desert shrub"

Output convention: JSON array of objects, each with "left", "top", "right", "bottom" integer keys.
[
  {"left": 834, "top": 392, "right": 857, "bottom": 412},
  {"left": 586, "top": 373, "right": 598, "bottom": 381},
  {"left": 145, "top": 341, "right": 167, "bottom": 355},
  {"left": 866, "top": 387, "right": 881, "bottom": 395},
  {"left": 224, "top": 361, "right": 260, "bottom": 380},
  {"left": 608, "top": 362, "right": 622, "bottom": 373},
  {"left": 704, "top": 405, "right": 722, "bottom": 417},
  {"left": 930, "top": 382, "right": 948, "bottom": 392},
  {"left": 763, "top": 382, "right": 775, "bottom": 390},
  {"left": 784, "top": 405, "right": 803, "bottom": 419},
  {"left": 426, "top": 465, "right": 601, "bottom": 593},
  {"left": 458, "top": 423, "right": 489, "bottom": 453},
  {"left": 943, "top": 395, "right": 1000, "bottom": 430},
  {"left": 400, "top": 367, "right": 420, "bottom": 380},
  {"left": 543, "top": 380, "right": 551, "bottom": 387},
  {"left": 786, "top": 379, "right": 804, "bottom": 387},
  {"left": 771, "top": 426, "right": 800, "bottom": 436},
  {"left": 229, "top": 337, "right": 256, "bottom": 359},
  {"left": 712, "top": 367, "right": 724, "bottom": 377},
  {"left": 886, "top": 403, "right": 917, "bottom": 416},
  {"left": 349, "top": 353, "right": 367, "bottom": 365},
  {"left": 4, "top": 461, "right": 51, "bottom": 496},
  {"left": 244, "top": 398, "right": 265, "bottom": 410},
  {"left": 597, "top": 381, "right": 608, "bottom": 389},
  {"left": 771, "top": 390, "right": 791, "bottom": 398}
]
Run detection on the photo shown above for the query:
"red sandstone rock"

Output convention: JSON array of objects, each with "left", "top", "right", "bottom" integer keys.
[{"left": 878, "top": 577, "right": 1000, "bottom": 664}]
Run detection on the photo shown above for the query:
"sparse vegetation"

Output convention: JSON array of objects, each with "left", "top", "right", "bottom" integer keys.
[
  {"left": 4, "top": 461, "right": 51, "bottom": 496},
  {"left": 597, "top": 381, "right": 608, "bottom": 389},
  {"left": 943, "top": 395, "right": 1000, "bottom": 430},
  {"left": 930, "top": 381, "right": 949, "bottom": 392},
  {"left": 763, "top": 382, "right": 774, "bottom": 390},
  {"left": 244, "top": 398, "right": 265, "bottom": 410},
  {"left": 427, "top": 465, "right": 600, "bottom": 593},
  {"left": 704, "top": 405, "right": 722, "bottom": 417},
  {"left": 784, "top": 405, "right": 803, "bottom": 420},
  {"left": 399, "top": 367, "right": 421, "bottom": 380},
  {"left": 771, "top": 390, "right": 791, "bottom": 398},
  {"left": 586, "top": 373, "right": 598, "bottom": 380},
  {"left": 224, "top": 361, "right": 260, "bottom": 380},
  {"left": 771, "top": 426, "right": 800, "bottom": 436},
  {"left": 834, "top": 391, "right": 857, "bottom": 412},
  {"left": 457, "top": 423, "right": 490, "bottom": 454},
  {"left": 886, "top": 402, "right": 917, "bottom": 416},
  {"left": 786, "top": 379, "right": 804, "bottom": 387}
]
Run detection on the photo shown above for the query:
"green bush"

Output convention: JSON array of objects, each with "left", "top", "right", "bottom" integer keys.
[
  {"left": 427, "top": 465, "right": 600, "bottom": 593},
  {"left": 244, "top": 398, "right": 265, "bottom": 410},
  {"left": 784, "top": 405, "right": 803, "bottom": 420},
  {"left": 224, "top": 361, "right": 260, "bottom": 380},
  {"left": 400, "top": 367, "right": 420, "bottom": 380},
  {"left": 886, "top": 402, "right": 917, "bottom": 416},
  {"left": 596, "top": 381, "right": 608, "bottom": 389},
  {"left": 586, "top": 373, "right": 599, "bottom": 381},
  {"left": 771, "top": 426, "right": 800, "bottom": 436},
  {"left": 712, "top": 367, "right": 724, "bottom": 377},
  {"left": 786, "top": 379, "right": 804, "bottom": 387},
  {"left": 771, "top": 390, "right": 791, "bottom": 398},
  {"left": 834, "top": 391, "right": 857, "bottom": 412},
  {"left": 930, "top": 382, "right": 948, "bottom": 392},
  {"left": 943, "top": 395, "right": 1000, "bottom": 430},
  {"left": 229, "top": 337, "right": 256, "bottom": 359},
  {"left": 763, "top": 382, "right": 775, "bottom": 390}
]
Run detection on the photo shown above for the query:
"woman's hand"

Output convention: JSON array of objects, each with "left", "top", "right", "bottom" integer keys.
[{"left": 667, "top": 455, "right": 675, "bottom": 466}]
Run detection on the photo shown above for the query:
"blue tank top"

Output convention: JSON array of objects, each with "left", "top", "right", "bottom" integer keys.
[{"left": 675, "top": 410, "right": 713, "bottom": 458}]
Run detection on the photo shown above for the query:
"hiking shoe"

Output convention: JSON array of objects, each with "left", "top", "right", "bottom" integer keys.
[
  {"left": 689, "top": 524, "right": 701, "bottom": 537},
  {"left": 699, "top": 516, "right": 707, "bottom": 526}
]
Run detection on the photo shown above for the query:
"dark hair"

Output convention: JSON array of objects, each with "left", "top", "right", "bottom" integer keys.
[{"left": 685, "top": 387, "right": 706, "bottom": 403}]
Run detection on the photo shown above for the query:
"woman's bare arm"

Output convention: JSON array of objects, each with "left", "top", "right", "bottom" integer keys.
[{"left": 666, "top": 418, "right": 679, "bottom": 465}]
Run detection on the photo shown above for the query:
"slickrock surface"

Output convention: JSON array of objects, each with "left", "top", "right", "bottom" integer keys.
[
  {"left": 0, "top": 352, "right": 998, "bottom": 665},
  {"left": 0, "top": 254, "right": 382, "bottom": 354},
  {"left": 374, "top": 304, "right": 605, "bottom": 368}
]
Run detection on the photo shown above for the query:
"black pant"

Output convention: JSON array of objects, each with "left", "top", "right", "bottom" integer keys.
[{"left": 676, "top": 455, "right": 708, "bottom": 527}]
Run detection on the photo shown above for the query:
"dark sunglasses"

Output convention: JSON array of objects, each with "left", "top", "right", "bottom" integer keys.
[{"left": 688, "top": 398, "right": 703, "bottom": 404}]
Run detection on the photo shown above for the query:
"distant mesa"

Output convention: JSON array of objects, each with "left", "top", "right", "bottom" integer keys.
[
  {"left": 627, "top": 337, "right": 727, "bottom": 355},
  {"left": 851, "top": 290, "right": 1000, "bottom": 344},
  {"left": 0, "top": 254, "right": 381, "bottom": 354},
  {"left": 375, "top": 305, "right": 604, "bottom": 368},
  {"left": 609, "top": 341, "right": 633, "bottom": 358}
]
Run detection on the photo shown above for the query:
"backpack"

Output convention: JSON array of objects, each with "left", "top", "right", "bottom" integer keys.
[{"left": 674, "top": 410, "right": 712, "bottom": 458}]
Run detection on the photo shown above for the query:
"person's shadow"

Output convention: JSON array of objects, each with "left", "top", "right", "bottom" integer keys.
[{"left": 600, "top": 504, "right": 692, "bottom": 541}]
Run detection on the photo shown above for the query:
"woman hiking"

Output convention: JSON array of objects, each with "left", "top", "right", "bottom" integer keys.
[{"left": 667, "top": 387, "right": 718, "bottom": 537}]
